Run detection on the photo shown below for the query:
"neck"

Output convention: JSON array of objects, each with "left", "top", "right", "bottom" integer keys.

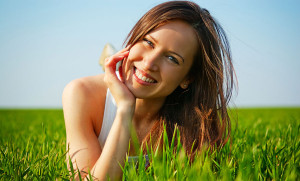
[
  {"left": 130, "top": 97, "right": 165, "bottom": 147},
  {"left": 133, "top": 97, "right": 165, "bottom": 126}
]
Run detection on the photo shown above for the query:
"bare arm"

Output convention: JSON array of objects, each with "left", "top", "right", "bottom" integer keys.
[
  {"left": 63, "top": 78, "right": 103, "bottom": 179},
  {"left": 92, "top": 47, "right": 134, "bottom": 180},
  {"left": 90, "top": 106, "right": 134, "bottom": 180}
]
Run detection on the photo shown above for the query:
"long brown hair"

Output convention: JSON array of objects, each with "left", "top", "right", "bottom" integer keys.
[{"left": 124, "top": 1, "right": 236, "bottom": 158}]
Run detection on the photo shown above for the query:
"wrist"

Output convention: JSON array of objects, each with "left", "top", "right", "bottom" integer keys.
[
  {"left": 116, "top": 106, "right": 135, "bottom": 129},
  {"left": 117, "top": 105, "right": 135, "bottom": 117}
]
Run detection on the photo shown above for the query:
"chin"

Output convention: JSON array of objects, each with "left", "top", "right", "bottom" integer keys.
[{"left": 126, "top": 83, "right": 142, "bottom": 98}]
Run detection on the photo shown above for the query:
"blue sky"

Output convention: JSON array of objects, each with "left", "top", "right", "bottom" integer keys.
[{"left": 0, "top": 0, "right": 299, "bottom": 108}]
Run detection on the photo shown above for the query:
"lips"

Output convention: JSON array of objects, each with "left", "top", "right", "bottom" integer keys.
[{"left": 134, "top": 67, "right": 157, "bottom": 84}]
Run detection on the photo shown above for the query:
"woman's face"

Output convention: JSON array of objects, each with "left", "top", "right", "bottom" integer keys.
[{"left": 122, "top": 20, "right": 198, "bottom": 100}]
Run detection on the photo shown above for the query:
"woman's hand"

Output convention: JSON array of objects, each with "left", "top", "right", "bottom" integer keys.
[
  {"left": 104, "top": 47, "right": 136, "bottom": 110},
  {"left": 98, "top": 48, "right": 135, "bottom": 180}
]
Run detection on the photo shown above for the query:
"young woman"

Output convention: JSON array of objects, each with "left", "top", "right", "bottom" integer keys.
[{"left": 63, "top": 1, "right": 235, "bottom": 180}]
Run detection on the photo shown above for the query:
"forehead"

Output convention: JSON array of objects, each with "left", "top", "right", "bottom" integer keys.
[{"left": 147, "top": 20, "right": 198, "bottom": 62}]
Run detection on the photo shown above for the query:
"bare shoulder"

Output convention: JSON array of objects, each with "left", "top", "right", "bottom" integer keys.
[
  {"left": 62, "top": 74, "right": 107, "bottom": 136},
  {"left": 63, "top": 74, "right": 106, "bottom": 100}
]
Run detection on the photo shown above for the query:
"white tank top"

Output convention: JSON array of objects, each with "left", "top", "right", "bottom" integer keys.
[{"left": 98, "top": 88, "right": 117, "bottom": 148}]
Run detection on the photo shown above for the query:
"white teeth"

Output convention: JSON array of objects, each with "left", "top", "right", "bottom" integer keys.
[
  {"left": 135, "top": 68, "right": 155, "bottom": 83},
  {"left": 138, "top": 74, "right": 143, "bottom": 79}
]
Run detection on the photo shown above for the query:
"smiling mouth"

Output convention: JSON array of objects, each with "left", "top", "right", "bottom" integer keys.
[{"left": 134, "top": 67, "right": 157, "bottom": 84}]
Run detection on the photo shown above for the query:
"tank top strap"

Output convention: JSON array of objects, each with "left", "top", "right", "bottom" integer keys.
[{"left": 98, "top": 88, "right": 117, "bottom": 148}]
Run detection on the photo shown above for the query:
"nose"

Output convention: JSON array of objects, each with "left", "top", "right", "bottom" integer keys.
[{"left": 142, "top": 51, "right": 160, "bottom": 72}]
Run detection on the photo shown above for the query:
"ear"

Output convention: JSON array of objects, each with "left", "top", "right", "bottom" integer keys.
[{"left": 180, "top": 79, "right": 191, "bottom": 89}]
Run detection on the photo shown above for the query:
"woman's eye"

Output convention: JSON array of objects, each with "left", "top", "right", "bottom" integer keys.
[
  {"left": 143, "top": 38, "right": 154, "bottom": 48},
  {"left": 167, "top": 56, "right": 179, "bottom": 65}
]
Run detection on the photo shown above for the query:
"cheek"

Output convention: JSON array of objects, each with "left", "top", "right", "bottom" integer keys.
[
  {"left": 121, "top": 47, "right": 141, "bottom": 78},
  {"left": 123, "top": 44, "right": 144, "bottom": 71},
  {"left": 128, "top": 44, "right": 144, "bottom": 60},
  {"left": 162, "top": 62, "right": 189, "bottom": 81},
  {"left": 161, "top": 68, "right": 183, "bottom": 87}
]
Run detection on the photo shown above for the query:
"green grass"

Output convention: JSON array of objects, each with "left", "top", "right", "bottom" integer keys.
[{"left": 0, "top": 108, "right": 299, "bottom": 180}]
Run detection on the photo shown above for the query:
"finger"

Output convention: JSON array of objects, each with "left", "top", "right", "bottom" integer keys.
[
  {"left": 125, "top": 44, "right": 131, "bottom": 49},
  {"left": 106, "top": 50, "right": 129, "bottom": 63},
  {"left": 105, "top": 56, "right": 127, "bottom": 73},
  {"left": 105, "top": 52, "right": 129, "bottom": 82},
  {"left": 105, "top": 65, "right": 119, "bottom": 81},
  {"left": 105, "top": 50, "right": 129, "bottom": 61},
  {"left": 105, "top": 61, "right": 121, "bottom": 83},
  {"left": 116, "top": 46, "right": 130, "bottom": 54},
  {"left": 105, "top": 51, "right": 129, "bottom": 71}
]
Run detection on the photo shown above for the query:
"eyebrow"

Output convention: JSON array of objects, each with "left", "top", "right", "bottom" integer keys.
[{"left": 147, "top": 35, "right": 185, "bottom": 63}]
